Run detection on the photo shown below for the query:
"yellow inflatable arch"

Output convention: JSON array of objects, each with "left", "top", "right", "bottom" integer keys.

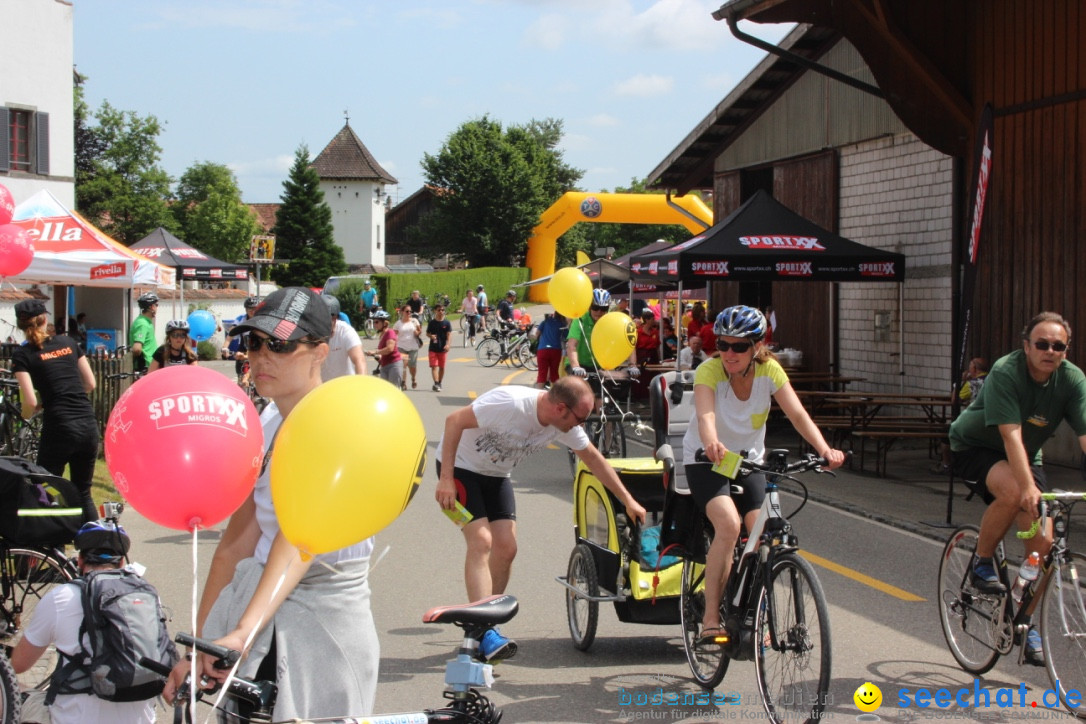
[{"left": 525, "top": 192, "right": 713, "bottom": 302}]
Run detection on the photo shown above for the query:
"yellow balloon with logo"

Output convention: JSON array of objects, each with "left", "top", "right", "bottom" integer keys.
[
  {"left": 591, "top": 311, "right": 637, "bottom": 370},
  {"left": 548, "top": 267, "right": 593, "bottom": 319},
  {"left": 271, "top": 375, "right": 425, "bottom": 557}
]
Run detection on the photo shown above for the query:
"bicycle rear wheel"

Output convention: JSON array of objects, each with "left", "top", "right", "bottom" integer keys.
[
  {"left": 566, "top": 543, "right": 599, "bottom": 651},
  {"left": 937, "top": 525, "right": 1007, "bottom": 674},
  {"left": 516, "top": 341, "right": 537, "bottom": 371},
  {"left": 1, "top": 548, "right": 75, "bottom": 692},
  {"left": 361, "top": 318, "right": 376, "bottom": 339},
  {"left": 476, "top": 338, "right": 502, "bottom": 367},
  {"left": 1040, "top": 550, "right": 1086, "bottom": 719},
  {"left": 754, "top": 552, "right": 831, "bottom": 724},
  {"left": 13, "top": 414, "right": 41, "bottom": 461},
  {"left": 680, "top": 535, "right": 729, "bottom": 689},
  {"left": 0, "top": 652, "right": 18, "bottom": 724}
]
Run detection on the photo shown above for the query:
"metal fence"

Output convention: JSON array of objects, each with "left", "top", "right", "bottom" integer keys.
[{"left": 0, "top": 343, "right": 132, "bottom": 446}]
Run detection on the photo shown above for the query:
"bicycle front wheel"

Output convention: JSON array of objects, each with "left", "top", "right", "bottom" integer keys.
[
  {"left": 937, "top": 525, "right": 1006, "bottom": 674},
  {"left": 754, "top": 552, "right": 831, "bottom": 724},
  {"left": 14, "top": 414, "right": 42, "bottom": 461},
  {"left": 1040, "top": 550, "right": 1086, "bottom": 719},
  {"left": 361, "top": 318, "right": 376, "bottom": 339},
  {"left": 1, "top": 548, "right": 75, "bottom": 692},
  {"left": 516, "top": 341, "right": 537, "bottom": 371},
  {"left": 476, "top": 338, "right": 502, "bottom": 367},
  {"left": 680, "top": 534, "right": 729, "bottom": 689},
  {"left": 596, "top": 419, "right": 626, "bottom": 459}
]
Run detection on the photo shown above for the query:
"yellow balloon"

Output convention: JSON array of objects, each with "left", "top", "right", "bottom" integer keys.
[
  {"left": 270, "top": 376, "right": 424, "bottom": 556},
  {"left": 548, "top": 267, "right": 593, "bottom": 319},
  {"left": 591, "top": 312, "right": 637, "bottom": 370}
]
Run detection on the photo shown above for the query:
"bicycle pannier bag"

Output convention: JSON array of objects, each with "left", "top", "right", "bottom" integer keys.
[
  {"left": 0, "top": 456, "right": 83, "bottom": 545},
  {"left": 48, "top": 568, "right": 178, "bottom": 703}
]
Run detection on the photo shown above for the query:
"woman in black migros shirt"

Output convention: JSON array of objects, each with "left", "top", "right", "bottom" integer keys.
[{"left": 10, "top": 299, "right": 99, "bottom": 522}]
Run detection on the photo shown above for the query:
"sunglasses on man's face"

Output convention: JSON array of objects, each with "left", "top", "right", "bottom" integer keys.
[
  {"left": 245, "top": 333, "right": 322, "bottom": 355},
  {"left": 590, "top": 305, "right": 608, "bottom": 313},
  {"left": 716, "top": 340, "right": 753, "bottom": 354},
  {"left": 1032, "top": 339, "right": 1068, "bottom": 353}
]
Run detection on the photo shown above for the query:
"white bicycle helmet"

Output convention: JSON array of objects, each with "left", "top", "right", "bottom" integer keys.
[
  {"left": 165, "top": 320, "right": 189, "bottom": 334},
  {"left": 713, "top": 305, "right": 767, "bottom": 340},
  {"left": 591, "top": 289, "right": 611, "bottom": 307}
]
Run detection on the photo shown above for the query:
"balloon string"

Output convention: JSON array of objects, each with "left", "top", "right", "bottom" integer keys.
[
  {"left": 204, "top": 564, "right": 290, "bottom": 724},
  {"left": 370, "top": 544, "right": 391, "bottom": 573},
  {"left": 190, "top": 526, "right": 199, "bottom": 724}
]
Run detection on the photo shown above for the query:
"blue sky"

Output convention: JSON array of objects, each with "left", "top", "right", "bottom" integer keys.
[{"left": 74, "top": 1, "right": 790, "bottom": 204}]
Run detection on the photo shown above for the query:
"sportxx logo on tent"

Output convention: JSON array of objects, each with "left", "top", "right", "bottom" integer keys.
[
  {"left": 860, "top": 262, "right": 897, "bottom": 277},
  {"left": 740, "top": 235, "right": 826, "bottom": 251},
  {"left": 691, "top": 260, "right": 728, "bottom": 276},
  {"left": 667, "top": 260, "right": 678, "bottom": 274},
  {"left": 648, "top": 261, "right": 658, "bottom": 275},
  {"left": 775, "top": 262, "right": 814, "bottom": 277}
]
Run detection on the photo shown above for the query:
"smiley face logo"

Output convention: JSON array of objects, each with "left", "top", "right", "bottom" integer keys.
[{"left": 854, "top": 682, "right": 882, "bottom": 713}]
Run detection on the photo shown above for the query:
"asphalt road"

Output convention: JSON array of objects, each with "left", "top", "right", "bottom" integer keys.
[{"left": 118, "top": 352, "right": 1070, "bottom": 723}]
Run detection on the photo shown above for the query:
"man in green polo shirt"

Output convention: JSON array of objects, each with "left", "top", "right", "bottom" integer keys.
[{"left": 129, "top": 292, "right": 159, "bottom": 373}]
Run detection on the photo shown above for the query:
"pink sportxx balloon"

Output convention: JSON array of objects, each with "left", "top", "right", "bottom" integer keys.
[
  {"left": 104, "top": 365, "right": 264, "bottom": 531},
  {"left": 0, "top": 224, "right": 34, "bottom": 277},
  {"left": 0, "top": 184, "right": 13, "bottom": 225}
]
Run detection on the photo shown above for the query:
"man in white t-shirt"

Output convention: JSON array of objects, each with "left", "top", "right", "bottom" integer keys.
[
  {"left": 436, "top": 376, "right": 647, "bottom": 662},
  {"left": 321, "top": 296, "right": 365, "bottom": 381},
  {"left": 678, "top": 335, "right": 707, "bottom": 370},
  {"left": 12, "top": 521, "right": 157, "bottom": 724}
]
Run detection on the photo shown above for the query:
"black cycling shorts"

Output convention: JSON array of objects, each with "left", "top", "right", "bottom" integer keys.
[
  {"left": 685, "top": 463, "right": 766, "bottom": 517},
  {"left": 436, "top": 461, "right": 516, "bottom": 523},
  {"left": 950, "top": 446, "right": 1047, "bottom": 504}
]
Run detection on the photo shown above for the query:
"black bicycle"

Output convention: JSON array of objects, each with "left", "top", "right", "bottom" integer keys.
[
  {"left": 475, "top": 323, "right": 534, "bottom": 369},
  {"left": 143, "top": 594, "right": 519, "bottom": 724},
  {"left": 0, "top": 377, "right": 41, "bottom": 461},
  {"left": 666, "top": 448, "right": 838, "bottom": 724}
]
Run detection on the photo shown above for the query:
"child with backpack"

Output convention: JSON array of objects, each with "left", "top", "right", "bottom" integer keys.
[{"left": 11, "top": 519, "right": 177, "bottom": 724}]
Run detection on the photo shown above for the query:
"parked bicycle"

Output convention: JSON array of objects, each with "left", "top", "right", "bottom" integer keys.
[
  {"left": 0, "top": 377, "right": 42, "bottom": 461},
  {"left": 143, "top": 594, "right": 519, "bottom": 724},
  {"left": 0, "top": 500, "right": 122, "bottom": 722},
  {"left": 667, "top": 447, "right": 837, "bottom": 724},
  {"left": 476, "top": 323, "right": 535, "bottom": 369},
  {"left": 938, "top": 490, "right": 1086, "bottom": 718}
]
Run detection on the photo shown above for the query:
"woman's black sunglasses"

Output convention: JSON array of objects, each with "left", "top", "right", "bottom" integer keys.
[
  {"left": 716, "top": 340, "right": 753, "bottom": 353},
  {"left": 245, "top": 333, "right": 323, "bottom": 355}
]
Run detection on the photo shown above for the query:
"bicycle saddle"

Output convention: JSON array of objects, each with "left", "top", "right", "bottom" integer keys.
[{"left": 423, "top": 594, "right": 519, "bottom": 627}]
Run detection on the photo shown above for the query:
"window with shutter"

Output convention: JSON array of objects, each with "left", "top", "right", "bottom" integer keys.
[
  {"left": 35, "top": 112, "right": 49, "bottom": 175},
  {"left": 0, "top": 107, "right": 9, "bottom": 172}
]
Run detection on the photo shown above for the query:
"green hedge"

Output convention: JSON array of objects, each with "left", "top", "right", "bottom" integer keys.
[{"left": 332, "top": 267, "right": 529, "bottom": 329}]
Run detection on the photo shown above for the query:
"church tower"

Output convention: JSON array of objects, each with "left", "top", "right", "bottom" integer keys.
[{"left": 311, "top": 120, "right": 397, "bottom": 269}]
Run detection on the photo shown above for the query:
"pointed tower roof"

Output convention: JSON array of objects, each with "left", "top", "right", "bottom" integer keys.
[{"left": 311, "top": 123, "right": 398, "bottom": 184}]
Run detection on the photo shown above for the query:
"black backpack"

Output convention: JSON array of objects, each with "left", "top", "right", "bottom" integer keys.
[
  {"left": 0, "top": 456, "right": 83, "bottom": 546},
  {"left": 47, "top": 569, "right": 178, "bottom": 703}
]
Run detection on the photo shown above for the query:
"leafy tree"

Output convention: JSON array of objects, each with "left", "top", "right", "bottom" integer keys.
[
  {"left": 174, "top": 162, "right": 261, "bottom": 263},
  {"left": 412, "top": 116, "right": 583, "bottom": 267},
  {"left": 75, "top": 100, "right": 176, "bottom": 244},
  {"left": 271, "top": 146, "right": 345, "bottom": 287},
  {"left": 73, "top": 73, "right": 105, "bottom": 191}
]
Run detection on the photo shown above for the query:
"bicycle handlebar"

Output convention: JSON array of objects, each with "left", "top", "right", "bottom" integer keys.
[
  {"left": 1016, "top": 491, "right": 1086, "bottom": 539},
  {"left": 176, "top": 632, "right": 241, "bottom": 670},
  {"left": 693, "top": 448, "right": 849, "bottom": 477}
]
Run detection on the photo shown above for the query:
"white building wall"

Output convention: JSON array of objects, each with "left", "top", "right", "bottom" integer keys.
[
  {"left": 837, "top": 133, "right": 954, "bottom": 397},
  {"left": 321, "top": 179, "right": 387, "bottom": 268},
  {"left": 1, "top": 0, "right": 75, "bottom": 208}
]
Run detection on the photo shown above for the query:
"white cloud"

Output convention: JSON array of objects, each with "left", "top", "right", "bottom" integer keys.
[
  {"left": 523, "top": 13, "right": 568, "bottom": 50},
  {"left": 228, "top": 154, "right": 294, "bottom": 178},
  {"left": 613, "top": 74, "right": 674, "bottom": 97},
  {"left": 586, "top": 114, "right": 620, "bottom": 127}
]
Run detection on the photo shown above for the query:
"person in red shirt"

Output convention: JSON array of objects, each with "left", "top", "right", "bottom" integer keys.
[
  {"left": 686, "top": 302, "right": 707, "bottom": 341},
  {"left": 635, "top": 309, "right": 660, "bottom": 364}
]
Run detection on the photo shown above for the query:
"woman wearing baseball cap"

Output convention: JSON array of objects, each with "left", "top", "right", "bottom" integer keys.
[
  {"left": 168, "top": 287, "right": 379, "bottom": 720},
  {"left": 10, "top": 299, "right": 99, "bottom": 522}
]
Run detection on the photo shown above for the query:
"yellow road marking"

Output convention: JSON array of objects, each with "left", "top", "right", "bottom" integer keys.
[
  {"left": 502, "top": 369, "right": 528, "bottom": 385},
  {"left": 468, "top": 391, "right": 477, "bottom": 400},
  {"left": 799, "top": 550, "right": 925, "bottom": 602}
]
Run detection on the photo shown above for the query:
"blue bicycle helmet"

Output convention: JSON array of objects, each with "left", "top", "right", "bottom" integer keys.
[
  {"left": 75, "top": 520, "right": 131, "bottom": 561},
  {"left": 165, "top": 320, "right": 189, "bottom": 334},
  {"left": 713, "top": 305, "right": 767, "bottom": 340},
  {"left": 591, "top": 289, "right": 611, "bottom": 308}
]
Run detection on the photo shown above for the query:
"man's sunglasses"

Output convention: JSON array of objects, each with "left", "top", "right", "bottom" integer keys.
[
  {"left": 245, "top": 334, "right": 323, "bottom": 354},
  {"left": 590, "top": 305, "right": 609, "bottom": 313},
  {"left": 716, "top": 340, "right": 753, "bottom": 353},
  {"left": 1033, "top": 339, "right": 1068, "bottom": 352}
]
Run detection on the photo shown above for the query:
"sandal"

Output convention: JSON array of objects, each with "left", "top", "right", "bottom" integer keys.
[
  {"left": 412, "top": 379, "right": 417, "bottom": 389},
  {"left": 697, "top": 627, "right": 729, "bottom": 647}
]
